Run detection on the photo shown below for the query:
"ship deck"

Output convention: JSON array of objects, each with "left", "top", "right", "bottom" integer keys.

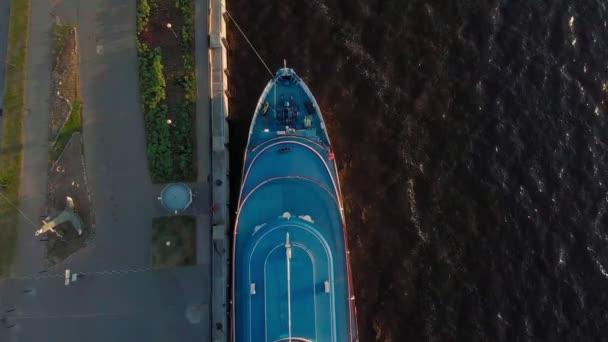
[
  {"left": 249, "top": 219, "right": 331, "bottom": 341},
  {"left": 233, "top": 68, "right": 357, "bottom": 342},
  {"left": 247, "top": 68, "right": 330, "bottom": 149},
  {"left": 235, "top": 175, "right": 350, "bottom": 341}
]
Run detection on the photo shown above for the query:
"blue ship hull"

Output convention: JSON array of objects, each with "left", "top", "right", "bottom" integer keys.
[{"left": 232, "top": 68, "right": 358, "bottom": 342}]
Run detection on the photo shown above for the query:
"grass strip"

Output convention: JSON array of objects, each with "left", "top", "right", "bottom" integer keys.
[
  {"left": 52, "top": 23, "right": 72, "bottom": 66},
  {"left": 50, "top": 100, "right": 81, "bottom": 162},
  {"left": 0, "top": 0, "right": 31, "bottom": 277},
  {"left": 151, "top": 215, "right": 196, "bottom": 267}
]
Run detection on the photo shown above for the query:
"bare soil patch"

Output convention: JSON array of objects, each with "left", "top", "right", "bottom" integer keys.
[
  {"left": 46, "top": 133, "right": 94, "bottom": 264},
  {"left": 49, "top": 25, "right": 78, "bottom": 143},
  {"left": 44, "top": 25, "right": 92, "bottom": 264}
]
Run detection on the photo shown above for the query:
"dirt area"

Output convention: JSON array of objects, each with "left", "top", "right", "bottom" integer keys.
[
  {"left": 151, "top": 216, "right": 196, "bottom": 267},
  {"left": 46, "top": 133, "right": 94, "bottom": 264},
  {"left": 45, "top": 24, "right": 92, "bottom": 265},
  {"left": 49, "top": 25, "right": 78, "bottom": 143}
]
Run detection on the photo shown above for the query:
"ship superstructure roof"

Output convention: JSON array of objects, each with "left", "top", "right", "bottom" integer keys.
[{"left": 233, "top": 68, "right": 357, "bottom": 342}]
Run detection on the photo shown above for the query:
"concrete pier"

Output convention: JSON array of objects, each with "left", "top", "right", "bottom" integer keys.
[{"left": 208, "top": 0, "right": 230, "bottom": 341}]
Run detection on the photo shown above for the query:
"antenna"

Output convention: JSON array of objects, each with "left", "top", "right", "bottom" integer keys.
[{"left": 285, "top": 232, "right": 292, "bottom": 341}]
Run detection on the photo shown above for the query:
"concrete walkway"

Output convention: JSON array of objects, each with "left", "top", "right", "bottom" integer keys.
[
  {"left": 0, "top": 0, "right": 212, "bottom": 340},
  {"left": 195, "top": 0, "right": 212, "bottom": 265},
  {"left": 63, "top": 0, "right": 164, "bottom": 269},
  {"left": 208, "top": 1, "right": 230, "bottom": 340},
  {"left": 194, "top": 0, "right": 215, "bottom": 338},
  {"left": 13, "top": 0, "right": 53, "bottom": 276},
  {"left": 0, "top": 265, "right": 209, "bottom": 341},
  {"left": 196, "top": 1, "right": 211, "bottom": 186}
]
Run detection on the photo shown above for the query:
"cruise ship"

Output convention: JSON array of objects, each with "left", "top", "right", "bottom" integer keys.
[{"left": 232, "top": 67, "right": 358, "bottom": 342}]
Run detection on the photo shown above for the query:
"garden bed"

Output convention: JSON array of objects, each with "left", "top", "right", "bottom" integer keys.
[
  {"left": 151, "top": 215, "right": 196, "bottom": 267},
  {"left": 137, "top": 0, "right": 196, "bottom": 183}
]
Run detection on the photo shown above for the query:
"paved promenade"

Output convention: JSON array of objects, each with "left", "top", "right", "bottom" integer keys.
[
  {"left": 0, "top": 0, "right": 214, "bottom": 340},
  {"left": 13, "top": 0, "right": 53, "bottom": 277}
]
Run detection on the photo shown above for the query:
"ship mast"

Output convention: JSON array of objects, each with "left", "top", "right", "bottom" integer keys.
[{"left": 285, "top": 232, "right": 293, "bottom": 342}]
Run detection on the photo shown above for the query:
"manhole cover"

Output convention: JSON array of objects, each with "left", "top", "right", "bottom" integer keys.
[{"left": 186, "top": 304, "right": 207, "bottom": 324}]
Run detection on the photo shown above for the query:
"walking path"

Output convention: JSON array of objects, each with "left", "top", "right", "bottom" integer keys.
[
  {"left": 208, "top": 0, "right": 230, "bottom": 340},
  {"left": 1, "top": 266, "right": 208, "bottom": 341},
  {"left": 195, "top": 0, "right": 212, "bottom": 264},
  {"left": 13, "top": 0, "right": 53, "bottom": 276},
  {"left": 0, "top": 0, "right": 213, "bottom": 340},
  {"left": 67, "top": 0, "right": 163, "bottom": 269}
]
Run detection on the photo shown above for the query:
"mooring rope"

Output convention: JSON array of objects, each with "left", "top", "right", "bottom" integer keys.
[
  {"left": 0, "top": 190, "right": 40, "bottom": 230},
  {"left": 221, "top": 6, "right": 274, "bottom": 78}
]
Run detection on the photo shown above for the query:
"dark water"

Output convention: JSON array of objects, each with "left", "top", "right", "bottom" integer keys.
[{"left": 227, "top": 1, "right": 608, "bottom": 340}]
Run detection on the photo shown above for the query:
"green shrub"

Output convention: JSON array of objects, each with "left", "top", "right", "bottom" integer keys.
[
  {"left": 137, "top": 0, "right": 151, "bottom": 35},
  {"left": 137, "top": 0, "right": 197, "bottom": 183},
  {"left": 144, "top": 105, "right": 174, "bottom": 183},
  {"left": 174, "top": 0, "right": 196, "bottom": 181},
  {"left": 173, "top": 101, "right": 194, "bottom": 179},
  {"left": 181, "top": 54, "right": 196, "bottom": 102},
  {"left": 176, "top": 0, "right": 194, "bottom": 49},
  {"left": 138, "top": 44, "right": 166, "bottom": 110},
  {"left": 137, "top": 43, "right": 173, "bottom": 182},
  {"left": 50, "top": 100, "right": 82, "bottom": 162}
]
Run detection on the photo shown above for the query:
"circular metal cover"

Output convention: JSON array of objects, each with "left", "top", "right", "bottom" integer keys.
[{"left": 160, "top": 183, "right": 192, "bottom": 211}]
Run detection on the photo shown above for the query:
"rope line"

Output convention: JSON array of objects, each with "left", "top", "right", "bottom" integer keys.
[
  {"left": 285, "top": 233, "right": 293, "bottom": 341},
  {"left": 0, "top": 191, "right": 41, "bottom": 230},
  {"left": 221, "top": 6, "right": 274, "bottom": 78},
  {"left": 0, "top": 266, "right": 178, "bottom": 282},
  {"left": 0, "top": 305, "right": 185, "bottom": 321}
]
